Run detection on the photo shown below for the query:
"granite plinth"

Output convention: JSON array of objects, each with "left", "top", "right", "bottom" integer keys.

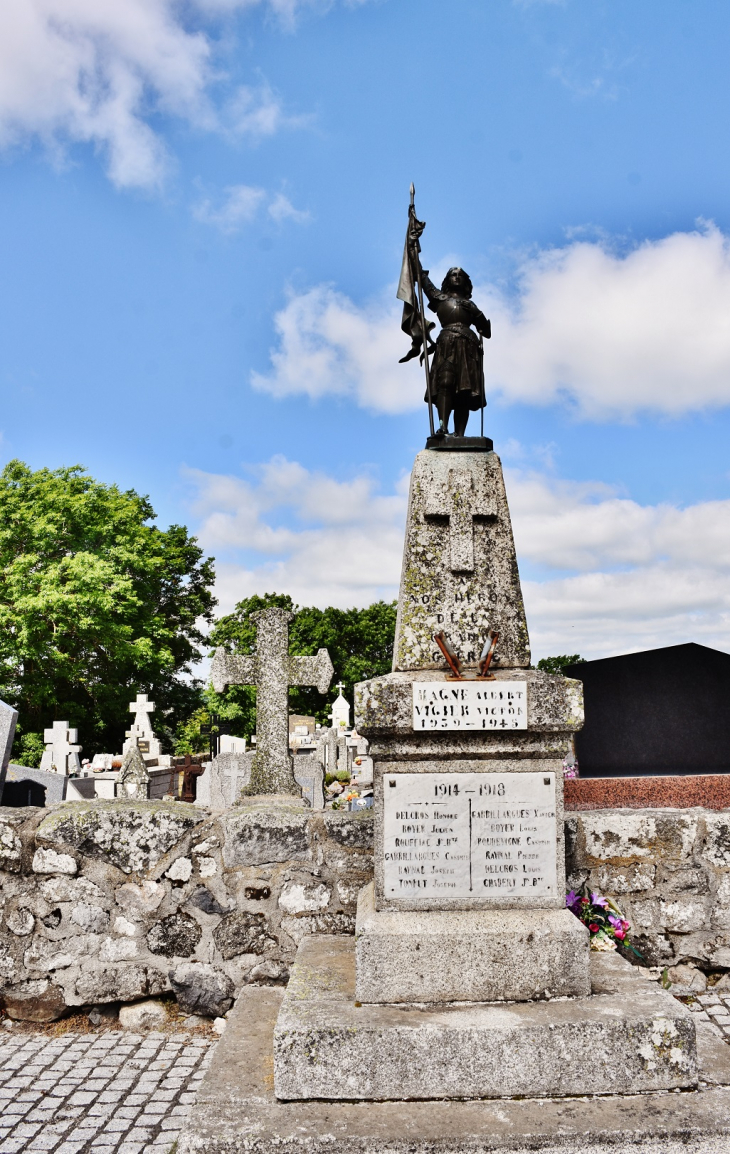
[
  {"left": 391, "top": 450, "right": 530, "bottom": 672},
  {"left": 356, "top": 668, "right": 583, "bottom": 737},
  {"left": 355, "top": 882, "right": 590, "bottom": 1003},
  {"left": 565, "top": 773, "right": 730, "bottom": 811},
  {"left": 180, "top": 985, "right": 730, "bottom": 1154},
  {"left": 272, "top": 935, "right": 697, "bottom": 1101}
]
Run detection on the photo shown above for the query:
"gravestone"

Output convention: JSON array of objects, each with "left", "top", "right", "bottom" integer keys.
[
  {"left": 0, "top": 699, "right": 19, "bottom": 802},
  {"left": 565, "top": 643, "right": 730, "bottom": 777},
  {"left": 39, "top": 721, "right": 82, "bottom": 775},
  {"left": 124, "top": 693, "right": 162, "bottom": 759},
  {"left": 211, "top": 607, "right": 333, "bottom": 795},
  {"left": 117, "top": 738, "right": 150, "bottom": 799},
  {"left": 328, "top": 683, "right": 350, "bottom": 732}
]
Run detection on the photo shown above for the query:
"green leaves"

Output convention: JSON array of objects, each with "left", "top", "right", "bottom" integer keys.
[{"left": 1, "top": 460, "right": 216, "bottom": 759}]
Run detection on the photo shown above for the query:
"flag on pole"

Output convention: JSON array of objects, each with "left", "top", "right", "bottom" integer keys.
[{"left": 397, "top": 206, "right": 433, "bottom": 363}]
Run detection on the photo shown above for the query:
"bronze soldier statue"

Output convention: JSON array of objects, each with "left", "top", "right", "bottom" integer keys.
[{"left": 411, "top": 251, "right": 491, "bottom": 438}]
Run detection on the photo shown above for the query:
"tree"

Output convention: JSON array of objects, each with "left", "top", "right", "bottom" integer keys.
[
  {"left": 536, "top": 654, "right": 585, "bottom": 676},
  {"left": 0, "top": 460, "right": 216, "bottom": 760},
  {"left": 204, "top": 592, "right": 397, "bottom": 740}
]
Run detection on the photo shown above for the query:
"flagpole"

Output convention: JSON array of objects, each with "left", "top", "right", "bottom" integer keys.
[{"left": 409, "top": 184, "right": 436, "bottom": 438}]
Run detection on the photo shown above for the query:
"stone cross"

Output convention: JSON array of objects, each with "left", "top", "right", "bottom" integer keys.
[
  {"left": 211, "top": 607, "right": 333, "bottom": 795},
  {"left": 128, "top": 694, "right": 155, "bottom": 736},
  {"left": 40, "top": 721, "right": 81, "bottom": 776},
  {"left": 424, "top": 467, "right": 496, "bottom": 573}
]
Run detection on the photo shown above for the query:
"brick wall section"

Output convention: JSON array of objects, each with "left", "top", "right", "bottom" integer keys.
[{"left": 2, "top": 801, "right": 730, "bottom": 1019}]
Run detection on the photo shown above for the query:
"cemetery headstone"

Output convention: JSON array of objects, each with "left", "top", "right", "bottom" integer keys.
[
  {"left": 39, "top": 721, "right": 82, "bottom": 775},
  {"left": 328, "top": 683, "right": 350, "bottom": 732},
  {"left": 117, "top": 738, "right": 150, "bottom": 799},
  {"left": 565, "top": 643, "right": 730, "bottom": 777},
  {"left": 211, "top": 607, "right": 333, "bottom": 795},
  {"left": 124, "top": 693, "right": 162, "bottom": 758},
  {"left": 0, "top": 698, "right": 19, "bottom": 801}
]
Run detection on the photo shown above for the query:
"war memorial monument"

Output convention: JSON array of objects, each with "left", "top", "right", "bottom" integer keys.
[{"left": 162, "top": 194, "right": 730, "bottom": 1150}]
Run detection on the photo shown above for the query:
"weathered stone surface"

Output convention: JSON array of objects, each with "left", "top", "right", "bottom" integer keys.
[
  {"left": 70, "top": 903, "right": 109, "bottom": 933},
  {"left": 169, "top": 961, "right": 234, "bottom": 1017},
  {"left": 392, "top": 450, "right": 530, "bottom": 671},
  {"left": 146, "top": 912, "right": 202, "bottom": 957},
  {"left": 179, "top": 987, "right": 730, "bottom": 1154},
  {"left": 666, "top": 963, "right": 708, "bottom": 995},
  {"left": 354, "top": 882, "right": 590, "bottom": 1003},
  {"left": 0, "top": 977, "right": 66, "bottom": 1021},
  {"left": 118, "top": 998, "right": 169, "bottom": 1029},
  {"left": 222, "top": 804, "right": 310, "bottom": 868},
  {"left": 0, "top": 810, "right": 25, "bottom": 872},
  {"left": 273, "top": 936, "right": 697, "bottom": 1101},
  {"left": 213, "top": 911, "right": 275, "bottom": 959},
  {"left": 75, "top": 963, "right": 167, "bottom": 1003},
  {"left": 35, "top": 801, "right": 203, "bottom": 873},
  {"left": 32, "top": 847, "right": 77, "bottom": 875},
  {"left": 115, "top": 879, "right": 165, "bottom": 913},
  {"left": 356, "top": 668, "right": 583, "bottom": 736}
]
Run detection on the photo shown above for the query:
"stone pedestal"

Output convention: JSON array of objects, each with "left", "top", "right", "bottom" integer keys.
[
  {"left": 267, "top": 444, "right": 697, "bottom": 1112},
  {"left": 355, "top": 882, "right": 589, "bottom": 1003},
  {"left": 273, "top": 936, "right": 697, "bottom": 1102}
]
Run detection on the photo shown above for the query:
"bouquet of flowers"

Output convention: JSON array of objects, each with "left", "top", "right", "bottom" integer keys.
[{"left": 566, "top": 886, "right": 641, "bottom": 956}]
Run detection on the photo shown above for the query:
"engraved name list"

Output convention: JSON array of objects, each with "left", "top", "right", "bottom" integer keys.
[{"left": 382, "top": 772, "right": 557, "bottom": 903}]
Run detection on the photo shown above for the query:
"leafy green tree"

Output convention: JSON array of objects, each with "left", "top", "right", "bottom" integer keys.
[
  {"left": 0, "top": 460, "right": 216, "bottom": 760},
  {"left": 207, "top": 592, "right": 397, "bottom": 738},
  {"left": 536, "top": 654, "right": 586, "bottom": 676}
]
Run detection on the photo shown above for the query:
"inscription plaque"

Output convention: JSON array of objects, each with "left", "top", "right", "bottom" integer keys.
[
  {"left": 413, "top": 682, "right": 527, "bottom": 730},
  {"left": 382, "top": 771, "right": 557, "bottom": 902}
]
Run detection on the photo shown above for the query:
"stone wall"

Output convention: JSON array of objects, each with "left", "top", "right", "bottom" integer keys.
[
  {"left": 0, "top": 800, "right": 372, "bottom": 1020},
  {"left": 2, "top": 801, "right": 730, "bottom": 1020},
  {"left": 566, "top": 808, "right": 730, "bottom": 968}
]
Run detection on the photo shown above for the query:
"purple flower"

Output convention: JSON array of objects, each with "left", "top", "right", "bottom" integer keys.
[
  {"left": 591, "top": 893, "right": 609, "bottom": 909},
  {"left": 565, "top": 891, "right": 581, "bottom": 911}
]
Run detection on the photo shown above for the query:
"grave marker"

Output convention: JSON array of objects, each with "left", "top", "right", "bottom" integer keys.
[
  {"left": 40, "top": 722, "right": 82, "bottom": 775},
  {"left": 211, "top": 607, "right": 333, "bottom": 795}
]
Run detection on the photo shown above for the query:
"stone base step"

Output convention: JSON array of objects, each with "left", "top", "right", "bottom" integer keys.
[
  {"left": 178, "top": 983, "right": 730, "bottom": 1154},
  {"left": 273, "top": 935, "right": 697, "bottom": 1101}
]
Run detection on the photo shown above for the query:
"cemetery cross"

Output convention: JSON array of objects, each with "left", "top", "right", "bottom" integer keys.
[{"left": 211, "top": 607, "right": 334, "bottom": 795}]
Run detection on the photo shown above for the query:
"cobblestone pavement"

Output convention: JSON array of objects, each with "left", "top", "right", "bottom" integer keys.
[
  {"left": 687, "top": 990, "right": 730, "bottom": 1035},
  {"left": 0, "top": 1028, "right": 216, "bottom": 1154},
  {"left": 0, "top": 989, "right": 729, "bottom": 1154}
]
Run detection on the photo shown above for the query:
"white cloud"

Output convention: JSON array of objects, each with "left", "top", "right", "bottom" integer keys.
[
  {"left": 268, "top": 192, "right": 310, "bottom": 224},
  {"left": 186, "top": 455, "right": 408, "bottom": 611},
  {"left": 253, "top": 224, "right": 730, "bottom": 420},
  {"left": 186, "top": 455, "right": 730, "bottom": 662},
  {"left": 193, "top": 184, "right": 309, "bottom": 232},
  {"left": 250, "top": 284, "right": 423, "bottom": 412},
  {"left": 0, "top": 0, "right": 353, "bottom": 188},
  {"left": 193, "top": 184, "right": 266, "bottom": 231}
]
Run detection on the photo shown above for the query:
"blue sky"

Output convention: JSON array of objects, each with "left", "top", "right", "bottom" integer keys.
[{"left": 2, "top": 0, "right": 730, "bottom": 660}]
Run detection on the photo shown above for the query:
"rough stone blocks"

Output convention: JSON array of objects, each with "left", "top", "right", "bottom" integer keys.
[{"left": 354, "top": 882, "right": 590, "bottom": 1003}]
